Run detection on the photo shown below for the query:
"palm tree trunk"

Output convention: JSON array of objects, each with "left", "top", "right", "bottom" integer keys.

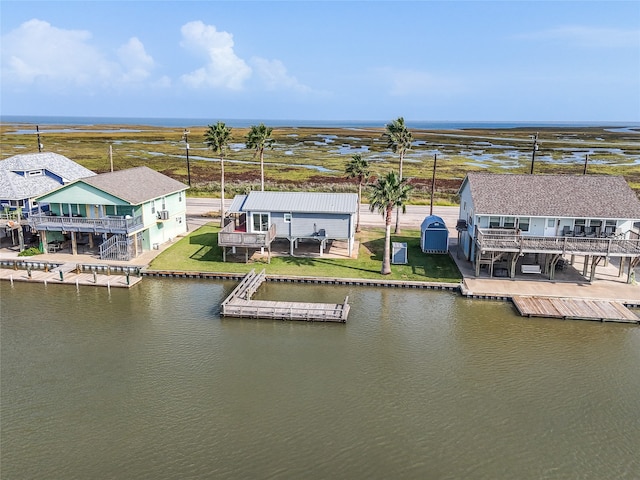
[
  {"left": 356, "top": 181, "right": 362, "bottom": 233},
  {"left": 382, "top": 206, "right": 393, "bottom": 275},
  {"left": 394, "top": 154, "right": 404, "bottom": 234},
  {"left": 220, "top": 156, "right": 225, "bottom": 228},
  {"left": 260, "top": 150, "right": 265, "bottom": 191}
]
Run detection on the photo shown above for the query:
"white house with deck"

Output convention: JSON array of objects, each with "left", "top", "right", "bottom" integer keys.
[
  {"left": 457, "top": 173, "right": 640, "bottom": 281},
  {"left": 219, "top": 191, "right": 358, "bottom": 261}
]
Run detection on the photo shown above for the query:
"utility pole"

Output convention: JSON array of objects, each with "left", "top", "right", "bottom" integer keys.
[
  {"left": 583, "top": 153, "right": 589, "bottom": 175},
  {"left": 36, "top": 125, "right": 43, "bottom": 152},
  {"left": 529, "top": 132, "right": 539, "bottom": 174},
  {"left": 183, "top": 129, "right": 191, "bottom": 186},
  {"left": 430, "top": 154, "right": 437, "bottom": 216}
]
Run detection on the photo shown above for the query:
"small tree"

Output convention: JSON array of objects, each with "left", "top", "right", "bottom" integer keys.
[
  {"left": 368, "top": 171, "right": 413, "bottom": 275},
  {"left": 245, "top": 123, "right": 274, "bottom": 191},
  {"left": 384, "top": 117, "right": 413, "bottom": 234},
  {"left": 204, "top": 121, "right": 232, "bottom": 227},
  {"left": 345, "top": 153, "right": 370, "bottom": 233}
]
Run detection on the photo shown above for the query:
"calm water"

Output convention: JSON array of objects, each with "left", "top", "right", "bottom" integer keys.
[
  {"left": 2, "top": 279, "right": 639, "bottom": 479},
  {"left": 3, "top": 114, "right": 638, "bottom": 130}
]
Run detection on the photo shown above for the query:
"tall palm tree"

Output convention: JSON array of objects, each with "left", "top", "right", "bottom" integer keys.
[
  {"left": 368, "top": 171, "right": 413, "bottom": 275},
  {"left": 345, "top": 153, "right": 370, "bottom": 233},
  {"left": 384, "top": 117, "right": 413, "bottom": 234},
  {"left": 245, "top": 123, "right": 274, "bottom": 191},
  {"left": 204, "top": 121, "right": 232, "bottom": 227}
]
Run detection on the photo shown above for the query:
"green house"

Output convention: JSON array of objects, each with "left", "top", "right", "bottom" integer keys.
[{"left": 30, "top": 166, "right": 189, "bottom": 260}]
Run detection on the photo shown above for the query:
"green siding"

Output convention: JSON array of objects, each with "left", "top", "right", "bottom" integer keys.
[{"left": 37, "top": 182, "right": 130, "bottom": 206}]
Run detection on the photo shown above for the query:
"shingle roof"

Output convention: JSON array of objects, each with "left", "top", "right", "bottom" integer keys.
[
  {"left": 81, "top": 166, "right": 188, "bottom": 205},
  {"left": 240, "top": 191, "right": 358, "bottom": 214},
  {"left": 0, "top": 152, "right": 95, "bottom": 200},
  {"left": 463, "top": 172, "right": 640, "bottom": 219}
]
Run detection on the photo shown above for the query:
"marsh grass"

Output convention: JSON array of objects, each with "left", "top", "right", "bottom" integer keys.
[
  {"left": 149, "top": 224, "right": 462, "bottom": 282},
  {"left": 2, "top": 123, "right": 638, "bottom": 203}
]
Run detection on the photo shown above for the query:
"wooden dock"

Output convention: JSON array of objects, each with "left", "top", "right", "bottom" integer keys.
[
  {"left": 0, "top": 266, "right": 141, "bottom": 288},
  {"left": 221, "top": 269, "right": 350, "bottom": 322},
  {"left": 512, "top": 296, "right": 639, "bottom": 324}
]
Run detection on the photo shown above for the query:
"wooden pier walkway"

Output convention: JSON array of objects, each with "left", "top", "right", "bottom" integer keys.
[
  {"left": 512, "top": 296, "right": 639, "bottom": 323},
  {"left": 221, "top": 269, "right": 350, "bottom": 322},
  {"left": 0, "top": 266, "right": 141, "bottom": 288}
]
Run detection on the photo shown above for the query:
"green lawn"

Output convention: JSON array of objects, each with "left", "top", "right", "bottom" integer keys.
[{"left": 149, "top": 223, "right": 462, "bottom": 283}]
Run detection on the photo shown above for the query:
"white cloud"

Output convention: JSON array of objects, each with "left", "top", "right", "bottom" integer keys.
[
  {"left": 179, "top": 21, "right": 252, "bottom": 90},
  {"left": 251, "top": 57, "right": 311, "bottom": 93},
  {"left": 1, "top": 19, "right": 162, "bottom": 92},
  {"left": 117, "top": 37, "right": 155, "bottom": 83},
  {"left": 517, "top": 25, "right": 640, "bottom": 48},
  {"left": 1, "top": 19, "right": 115, "bottom": 89}
]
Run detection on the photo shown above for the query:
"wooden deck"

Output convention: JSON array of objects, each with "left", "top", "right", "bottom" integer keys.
[
  {"left": 512, "top": 296, "right": 639, "bottom": 323},
  {"left": 0, "top": 266, "right": 141, "bottom": 288},
  {"left": 221, "top": 269, "right": 350, "bottom": 322}
]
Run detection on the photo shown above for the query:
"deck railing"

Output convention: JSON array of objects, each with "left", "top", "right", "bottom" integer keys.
[
  {"left": 218, "top": 223, "right": 276, "bottom": 247},
  {"left": 98, "top": 234, "right": 139, "bottom": 261},
  {"left": 29, "top": 214, "right": 144, "bottom": 234},
  {"left": 1, "top": 212, "right": 22, "bottom": 221},
  {"left": 476, "top": 228, "right": 640, "bottom": 257}
]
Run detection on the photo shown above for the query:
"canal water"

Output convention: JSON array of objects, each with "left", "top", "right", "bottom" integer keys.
[{"left": 2, "top": 279, "right": 639, "bottom": 479}]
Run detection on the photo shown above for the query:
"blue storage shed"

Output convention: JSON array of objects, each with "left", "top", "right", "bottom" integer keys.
[{"left": 420, "top": 215, "right": 449, "bottom": 253}]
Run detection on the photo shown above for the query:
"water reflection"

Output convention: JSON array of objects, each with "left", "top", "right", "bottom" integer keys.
[{"left": 1, "top": 279, "right": 639, "bottom": 480}]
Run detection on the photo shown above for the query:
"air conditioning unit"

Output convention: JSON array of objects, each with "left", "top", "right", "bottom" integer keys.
[{"left": 157, "top": 210, "right": 169, "bottom": 220}]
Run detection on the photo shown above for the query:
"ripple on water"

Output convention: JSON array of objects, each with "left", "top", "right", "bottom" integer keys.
[{"left": 1, "top": 280, "right": 639, "bottom": 479}]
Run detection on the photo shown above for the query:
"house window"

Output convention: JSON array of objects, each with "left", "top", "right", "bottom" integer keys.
[
  {"left": 151, "top": 202, "right": 156, "bottom": 214},
  {"left": 547, "top": 219, "right": 555, "bottom": 228},
  {"left": 284, "top": 213, "right": 292, "bottom": 223},
  {"left": 504, "top": 217, "right": 516, "bottom": 228},
  {"left": 518, "top": 217, "right": 530, "bottom": 232},
  {"left": 252, "top": 213, "right": 269, "bottom": 232},
  {"left": 574, "top": 218, "right": 586, "bottom": 235},
  {"left": 588, "top": 219, "right": 602, "bottom": 236},
  {"left": 489, "top": 216, "right": 500, "bottom": 228},
  {"left": 604, "top": 220, "right": 617, "bottom": 236},
  {"left": 162, "top": 198, "right": 166, "bottom": 210},
  {"left": 178, "top": 192, "right": 182, "bottom": 202}
]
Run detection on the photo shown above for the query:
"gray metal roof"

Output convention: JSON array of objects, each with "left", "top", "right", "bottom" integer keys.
[
  {"left": 240, "top": 191, "right": 358, "bottom": 214},
  {"left": 0, "top": 152, "right": 96, "bottom": 200},
  {"left": 228, "top": 195, "right": 248, "bottom": 213},
  {"left": 80, "top": 166, "right": 188, "bottom": 205},
  {"left": 462, "top": 172, "right": 640, "bottom": 219}
]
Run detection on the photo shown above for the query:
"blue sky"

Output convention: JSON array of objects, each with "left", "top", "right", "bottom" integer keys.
[{"left": 1, "top": 1, "right": 639, "bottom": 122}]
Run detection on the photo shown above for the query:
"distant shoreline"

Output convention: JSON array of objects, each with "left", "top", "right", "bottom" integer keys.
[{"left": 1, "top": 115, "right": 638, "bottom": 131}]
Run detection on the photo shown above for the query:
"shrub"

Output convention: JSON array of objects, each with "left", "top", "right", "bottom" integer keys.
[{"left": 18, "top": 247, "right": 42, "bottom": 257}]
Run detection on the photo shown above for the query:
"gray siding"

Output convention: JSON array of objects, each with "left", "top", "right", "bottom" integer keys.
[
  {"left": 263, "top": 212, "right": 353, "bottom": 239},
  {"left": 289, "top": 213, "right": 351, "bottom": 238}
]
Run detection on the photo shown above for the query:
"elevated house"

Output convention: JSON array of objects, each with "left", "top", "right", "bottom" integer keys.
[
  {"left": 457, "top": 173, "right": 640, "bottom": 281},
  {"left": 29, "top": 166, "right": 188, "bottom": 260},
  {"left": 1, "top": 152, "right": 95, "bottom": 248},
  {"left": 220, "top": 191, "right": 358, "bottom": 261}
]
